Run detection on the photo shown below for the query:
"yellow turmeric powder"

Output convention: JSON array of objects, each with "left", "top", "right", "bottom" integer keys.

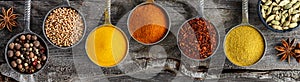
[
  {"left": 86, "top": 25, "right": 127, "bottom": 67},
  {"left": 225, "top": 25, "right": 265, "bottom": 66}
]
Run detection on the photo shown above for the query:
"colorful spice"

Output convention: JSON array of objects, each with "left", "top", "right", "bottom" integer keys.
[
  {"left": 129, "top": 3, "right": 168, "bottom": 44},
  {"left": 178, "top": 18, "right": 217, "bottom": 60},
  {"left": 225, "top": 25, "right": 265, "bottom": 66},
  {"left": 7, "top": 34, "right": 47, "bottom": 74},
  {"left": 132, "top": 24, "right": 167, "bottom": 44},
  {"left": 86, "top": 25, "right": 127, "bottom": 67},
  {"left": 45, "top": 7, "right": 84, "bottom": 47}
]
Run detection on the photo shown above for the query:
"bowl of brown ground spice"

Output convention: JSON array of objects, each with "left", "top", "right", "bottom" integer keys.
[{"left": 127, "top": 0, "right": 170, "bottom": 45}]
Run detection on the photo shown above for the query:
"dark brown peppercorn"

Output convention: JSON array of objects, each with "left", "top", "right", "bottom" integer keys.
[
  {"left": 16, "top": 59, "right": 22, "bottom": 64},
  {"left": 42, "top": 55, "right": 47, "bottom": 61},
  {"left": 25, "top": 66, "right": 29, "bottom": 70},
  {"left": 24, "top": 43, "right": 30, "bottom": 48},
  {"left": 36, "top": 64, "right": 41, "bottom": 69},
  {"left": 9, "top": 43, "right": 14, "bottom": 49},
  {"left": 20, "top": 35, "right": 26, "bottom": 41},
  {"left": 33, "top": 41, "right": 40, "bottom": 47},
  {"left": 31, "top": 35, "right": 37, "bottom": 41},
  {"left": 8, "top": 50, "right": 14, "bottom": 57},
  {"left": 29, "top": 52, "right": 34, "bottom": 58},
  {"left": 11, "top": 61, "right": 17, "bottom": 68},
  {"left": 26, "top": 34, "right": 31, "bottom": 40},
  {"left": 15, "top": 43, "right": 21, "bottom": 50},
  {"left": 15, "top": 51, "right": 21, "bottom": 57},
  {"left": 18, "top": 64, "right": 23, "bottom": 69}
]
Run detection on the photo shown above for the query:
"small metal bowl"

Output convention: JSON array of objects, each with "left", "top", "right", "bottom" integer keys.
[
  {"left": 257, "top": 0, "right": 300, "bottom": 33},
  {"left": 127, "top": 1, "right": 171, "bottom": 45},
  {"left": 223, "top": 24, "right": 267, "bottom": 67},
  {"left": 85, "top": 24, "right": 129, "bottom": 68},
  {"left": 177, "top": 17, "right": 220, "bottom": 61},
  {"left": 42, "top": 6, "right": 86, "bottom": 49},
  {"left": 5, "top": 33, "right": 49, "bottom": 75}
]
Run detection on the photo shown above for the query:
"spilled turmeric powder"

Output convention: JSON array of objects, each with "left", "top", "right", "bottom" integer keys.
[{"left": 225, "top": 25, "right": 265, "bottom": 66}]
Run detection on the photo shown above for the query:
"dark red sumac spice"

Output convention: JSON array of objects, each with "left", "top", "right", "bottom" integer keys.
[{"left": 178, "top": 18, "right": 217, "bottom": 60}]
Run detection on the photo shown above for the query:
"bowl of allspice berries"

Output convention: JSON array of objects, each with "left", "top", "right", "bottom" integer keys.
[
  {"left": 258, "top": 0, "right": 300, "bottom": 32},
  {"left": 5, "top": 34, "right": 48, "bottom": 74}
]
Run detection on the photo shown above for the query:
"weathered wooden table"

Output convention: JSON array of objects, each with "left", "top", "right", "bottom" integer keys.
[{"left": 0, "top": 0, "right": 300, "bottom": 81}]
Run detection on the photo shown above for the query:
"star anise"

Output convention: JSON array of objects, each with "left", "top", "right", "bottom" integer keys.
[
  {"left": 275, "top": 38, "right": 296, "bottom": 64},
  {"left": 294, "top": 43, "right": 300, "bottom": 63},
  {"left": 0, "top": 7, "right": 18, "bottom": 32}
]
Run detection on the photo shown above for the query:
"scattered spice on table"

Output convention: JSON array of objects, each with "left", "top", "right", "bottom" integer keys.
[
  {"left": 225, "top": 25, "right": 265, "bottom": 66},
  {"left": 275, "top": 38, "right": 300, "bottom": 63},
  {"left": 45, "top": 7, "right": 84, "bottom": 47},
  {"left": 178, "top": 18, "right": 217, "bottom": 60},
  {"left": 7, "top": 34, "right": 47, "bottom": 74},
  {"left": 86, "top": 25, "right": 127, "bottom": 67},
  {"left": 129, "top": 3, "right": 168, "bottom": 44},
  {"left": 0, "top": 7, "right": 18, "bottom": 32}
]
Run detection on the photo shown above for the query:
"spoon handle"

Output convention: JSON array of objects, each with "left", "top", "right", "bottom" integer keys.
[
  {"left": 198, "top": 0, "right": 204, "bottom": 18},
  {"left": 104, "top": 0, "right": 111, "bottom": 24},
  {"left": 24, "top": 0, "right": 32, "bottom": 32},
  {"left": 242, "top": 0, "right": 249, "bottom": 24},
  {"left": 146, "top": 0, "right": 155, "bottom": 3},
  {"left": 63, "top": 0, "right": 71, "bottom": 6}
]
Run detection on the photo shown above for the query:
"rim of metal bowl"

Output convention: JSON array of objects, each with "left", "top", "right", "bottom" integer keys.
[
  {"left": 257, "top": 0, "right": 300, "bottom": 33},
  {"left": 223, "top": 24, "right": 267, "bottom": 67},
  {"left": 5, "top": 32, "right": 49, "bottom": 75},
  {"left": 42, "top": 5, "right": 87, "bottom": 49},
  {"left": 176, "top": 17, "right": 220, "bottom": 61},
  {"left": 127, "top": 2, "right": 171, "bottom": 45},
  {"left": 84, "top": 24, "right": 129, "bottom": 68}
]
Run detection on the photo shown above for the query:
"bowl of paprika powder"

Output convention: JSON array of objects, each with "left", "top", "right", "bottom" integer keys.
[{"left": 127, "top": 0, "right": 170, "bottom": 45}]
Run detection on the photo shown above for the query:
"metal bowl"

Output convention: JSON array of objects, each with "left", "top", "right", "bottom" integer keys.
[
  {"left": 177, "top": 17, "right": 220, "bottom": 61},
  {"left": 127, "top": 2, "right": 171, "bottom": 45},
  {"left": 85, "top": 24, "right": 129, "bottom": 67},
  {"left": 223, "top": 24, "right": 267, "bottom": 67},
  {"left": 42, "top": 6, "right": 86, "bottom": 49},
  {"left": 5, "top": 32, "right": 49, "bottom": 75}
]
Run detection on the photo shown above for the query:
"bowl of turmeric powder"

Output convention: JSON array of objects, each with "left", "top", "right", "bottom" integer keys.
[
  {"left": 127, "top": 0, "right": 170, "bottom": 45},
  {"left": 224, "top": 25, "right": 266, "bottom": 67},
  {"left": 224, "top": 0, "right": 266, "bottom": 67}
]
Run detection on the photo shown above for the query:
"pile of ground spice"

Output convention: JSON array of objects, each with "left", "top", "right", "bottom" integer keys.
[
  {"left": 225, "top": 25, "right": 265, "bottom": 66},
  {"left": 129, "top": 3, "right": 168, "bottom": 44}
]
